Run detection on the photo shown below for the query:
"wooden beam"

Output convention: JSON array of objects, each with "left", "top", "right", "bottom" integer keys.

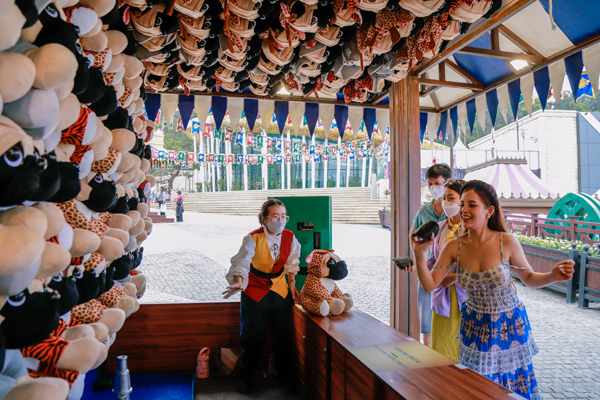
[
  {"left": 438, "top": 31, "right": 600, "bottom": 113},
  {"left": 414, "top": 0, "right": 537, "bottom": 76},
  {"left": 497, "top": 24, "right": 545, "bottom": 59},
  {"left": 418, "top": 78, "right": 484, "bottom": 91},
  {"left": 439, "top": 61, "right": 446, "bottom": 82},
  {"left": 445, "top": 59, "right": 482, "bottom": 86},
  {"left": 491, "top": 28, "right": 500, "bottom": 51},
  {"left": 159, "top": 87, "right": 391, "bottom": 109},
  {"left": 419, "top": 84, "right": 442, "bottom": 97},
  {"left": 457, "top": 47, "right": 543, "bottom": 63},
  {"left": 371, "top": 91, "right": 389, "bottom": 104},
  {"left": 430, "top": 91, "right": 441, "bottom": 111}
]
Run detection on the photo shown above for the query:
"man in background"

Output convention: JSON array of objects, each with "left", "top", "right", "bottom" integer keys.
[{"left": 409, "top": 164, "right": 451, "bottom": 347}]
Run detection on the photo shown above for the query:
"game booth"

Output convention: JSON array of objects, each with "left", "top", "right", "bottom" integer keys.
[{"left": 1, "top": 0, "right": 600, "bottom": 399}]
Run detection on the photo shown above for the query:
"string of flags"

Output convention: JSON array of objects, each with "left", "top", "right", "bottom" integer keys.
[{"left": 150, "top": 139, "right": 389, "bottom": 169}]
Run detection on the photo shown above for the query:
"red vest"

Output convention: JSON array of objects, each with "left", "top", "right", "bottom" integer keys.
[{"left": 244, "top": 228, "right": 293, "bottom": 302}]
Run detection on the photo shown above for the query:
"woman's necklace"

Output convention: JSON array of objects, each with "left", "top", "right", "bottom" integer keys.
[{"left": 447, "top": 218, "right": 461, "bottom": 240}]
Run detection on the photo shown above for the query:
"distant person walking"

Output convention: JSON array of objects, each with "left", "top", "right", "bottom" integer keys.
[
  {"left": 176, "top": 191, "right": 184, "bottom": 222},
  {"left": 157, "top": 187, "right": 167, "bottom": 216}
]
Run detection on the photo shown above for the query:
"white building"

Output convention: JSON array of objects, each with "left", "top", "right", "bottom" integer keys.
[{"left": 467, "top": 110, "right": 598, "bottom": 196}]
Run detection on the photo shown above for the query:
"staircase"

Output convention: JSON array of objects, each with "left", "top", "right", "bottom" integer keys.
[
  {"left": 176, "top": 187, "right": 389, "bottom": 224},
  {"left": 147, "top": 211, "right": 174, "bottom": 224}
]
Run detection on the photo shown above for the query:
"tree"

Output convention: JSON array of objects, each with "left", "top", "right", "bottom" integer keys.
[{"left": 151, "top": 109, "right": 196, "bottom": 188}]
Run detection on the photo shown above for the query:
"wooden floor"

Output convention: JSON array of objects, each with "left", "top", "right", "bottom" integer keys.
[{"left": 194, "top": 376, "right": 310, "bottom": 400}]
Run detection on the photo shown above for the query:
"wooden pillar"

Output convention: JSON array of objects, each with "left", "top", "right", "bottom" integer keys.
[{"left": 390, "top": 76, "right": 421, "bottom": 338}]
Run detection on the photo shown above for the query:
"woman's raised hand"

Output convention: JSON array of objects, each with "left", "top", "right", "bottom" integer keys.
[
  {"left": 410, "top": 234, "right": 435, "bottom": 256},
  {"left": 222, "top": 282, "right": 243, "bottom": 299},
  {"left": 551, "top": 260, "right": 575, "bottom": 282}
]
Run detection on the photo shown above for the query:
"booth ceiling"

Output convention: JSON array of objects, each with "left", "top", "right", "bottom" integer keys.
[{"left": 134, "top": 0, "right": 505, "bottom": 104}]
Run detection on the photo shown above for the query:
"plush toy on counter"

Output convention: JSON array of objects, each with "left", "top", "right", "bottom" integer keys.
[{"left": 299, "top": 250, "right": 353, "bottom": 317}]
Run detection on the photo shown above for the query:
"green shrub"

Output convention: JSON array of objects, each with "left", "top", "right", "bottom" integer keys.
[
  {"left": 514, "top": 233, "right": 599, "bottom": 257},
  {"left": 348, "top": 176, "right": 361, "bottom": 187},
  {"left": 327, "top": 177, "right": 335, "bottom": 188}
]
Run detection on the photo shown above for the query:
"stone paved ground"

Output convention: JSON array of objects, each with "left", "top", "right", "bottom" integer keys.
[{"left": 140, "top": 209, "right": 600, "bottom": 399}]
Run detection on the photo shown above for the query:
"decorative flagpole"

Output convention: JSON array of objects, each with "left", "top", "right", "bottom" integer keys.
[
  {"left": 336, "top": 136, "right": 341, "bottom": 188},
  {"left": 199, "top": 129, "right": 205, "bottom": 192},
  {"left": 210, "top": 127, "right": 216, "bottom": 192},
  {"left": 302, "top": 135, "right": 306, "bottom": 189},
  {"left": 262, "top": 130, "right": 267, "bottom": 190},
  {"left": 346, "top": 144, "right": 351, "bottom": 187},
  {"left": 361, "top": 141, "right": 367, "bottom": 187},
  {"left": 226, "top": 140, "right": 232, "bottom": 191},
  {"left": 323, "top": 137, "right": 328, "bottom": 188},
  {"left": 286, "top": 129, "right": 291, "bottom": 190},
  {"left": 215, "top": 130, "right": 221, "bottom": 189},
  {"left": 243, "top": 127, "right": 248, "bottom": 191},
  {"left": 280, "top": 132, "right": 285, "bottom": 190},
  {"left": 369, "top": 139, "right": 374, "bottom": 188},
  {"left": 311, "top": 134, "right": 316, "bottom": 189}
]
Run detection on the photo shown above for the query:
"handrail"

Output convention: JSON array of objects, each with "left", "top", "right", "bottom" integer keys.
[{"left": 504, "top": 212, "right": 600, "bottom": 246}]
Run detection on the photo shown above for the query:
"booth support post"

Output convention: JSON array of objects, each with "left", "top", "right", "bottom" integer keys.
[{"left": 390, "top": 76, "right": 421, "bottom": 339}]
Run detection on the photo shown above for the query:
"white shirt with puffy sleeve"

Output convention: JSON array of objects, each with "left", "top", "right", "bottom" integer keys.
[{"left": 226, "top": 229, "right": 301, "bottom": 290}]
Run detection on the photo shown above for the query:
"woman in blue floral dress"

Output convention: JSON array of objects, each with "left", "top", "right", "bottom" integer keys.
[{"left": 411, "top": 180, "right": 575, "bottom": 400}]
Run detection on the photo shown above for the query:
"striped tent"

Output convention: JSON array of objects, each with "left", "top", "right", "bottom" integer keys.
[{"left": 464, "top": 159, "right": 558, "bottom": 199}]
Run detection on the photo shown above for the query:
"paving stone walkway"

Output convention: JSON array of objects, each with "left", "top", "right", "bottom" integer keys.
[{"left": 139, "top": 209, "right": 600, "bottom": 399}]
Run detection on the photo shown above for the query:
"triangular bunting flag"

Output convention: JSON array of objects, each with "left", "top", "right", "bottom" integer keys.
[
  {"left": 533, "top": 67, "right": 551, "bottom": 111},
  {"left": 178, "top": 95, "right": 195, "bottom": 130},
  {"left": 363, "top": 108, "right": 376, "bottom": 140},
  {"left": 497, "top": 84, "right": 509, "bottom": 124},
  {"left": 145, "top": 93, "right": 161, "bottom": 123},
  {"left": 521, "top": 73, "right": 535, "bottom": 116},
  {"left": 211, "top": 96, "right": 228, "bottom": 131},
  {"left": 244, "top": 99, "right": 259, "bottom": 132},
  {"left": 475, "top": 95, "right": 486, "bottom": 133},
  {"left": 275, "top": 101, "right": 289, "bottom": 135},
  {"left": 583, "top": 43, "right": 600, "bottom": 97},
  {"left": 334, "top": 105, "right": 349, "bottom": 140},
  {"left": 486, "top": 89, "right": 499, "bottom": 126},
  {"left": 450, "top": 107, "right": 458, "bottom": 139},
  {"left": 548, "top": 61, "right": 566, "bottom": 106},
  {"left": 305, "top": 103, "right": 319, "bottom": 136},
  {"left": 419, "top": 112, "right": 428, "bottom": 142},
  {"left": 565, "top": 51, "right": 584, "bottom": 100},
  {"left": 466, "top": 99, "right": 476, "bottom": 133},
  {"left": 507, "top": 79, "right": 521, "bottom": 120}
]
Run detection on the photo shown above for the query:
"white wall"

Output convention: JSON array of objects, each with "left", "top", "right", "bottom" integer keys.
[{"left": 469, "top": 110, "right": 579, "bottom": 195}]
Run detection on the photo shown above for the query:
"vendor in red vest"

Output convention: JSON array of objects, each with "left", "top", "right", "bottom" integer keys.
[{"left": 223, "top": 199, "right": 301, "bottom": 395}]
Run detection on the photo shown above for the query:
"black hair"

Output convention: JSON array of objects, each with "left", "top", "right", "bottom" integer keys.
[
  {"left": 460, "top": 180, "right": 507, "bottom": 232},
  {"left": 445, "top": 179, "right": 465, "bottom": 195},
  {"left": 425, "top": 164, "right": 451, "bottom": 181},
  {"left": 258, "top": 199, "right": 285, "bottom": 225}
]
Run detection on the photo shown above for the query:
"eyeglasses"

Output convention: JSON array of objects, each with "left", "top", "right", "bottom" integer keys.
[{"left": 267, "top": 215, "right": 290, "bottom": 222}]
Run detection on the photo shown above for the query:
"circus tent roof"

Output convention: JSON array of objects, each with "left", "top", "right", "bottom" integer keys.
[{"left": 464, "top": 158, "right": 558, "bottom": 199}]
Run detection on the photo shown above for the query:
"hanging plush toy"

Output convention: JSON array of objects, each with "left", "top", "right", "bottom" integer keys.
[{"left": 299, "top": 250, "right": 353, "bottom": 316}]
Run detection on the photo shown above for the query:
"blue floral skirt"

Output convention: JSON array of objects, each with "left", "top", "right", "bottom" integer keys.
[{"left": 459, "top": 302, "right": 541, "bottom": 400}]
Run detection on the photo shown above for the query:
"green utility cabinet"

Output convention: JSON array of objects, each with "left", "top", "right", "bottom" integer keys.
[{"left": 269, "top": 196, "right": 332, "bottom": 291}]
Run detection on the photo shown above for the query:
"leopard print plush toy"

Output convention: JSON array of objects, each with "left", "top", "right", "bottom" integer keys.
[{"left": 299, "top": 250, "right": 353, "bottom": 316}]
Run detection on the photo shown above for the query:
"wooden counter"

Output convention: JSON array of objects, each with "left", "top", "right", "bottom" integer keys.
[{"left": 292, "top": 305, "right": 518, "bottom": 400}]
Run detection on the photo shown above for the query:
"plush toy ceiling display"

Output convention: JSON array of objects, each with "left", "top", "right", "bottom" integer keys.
[{"left": 299, "top": 250, "right": 353, "bottom": 317}]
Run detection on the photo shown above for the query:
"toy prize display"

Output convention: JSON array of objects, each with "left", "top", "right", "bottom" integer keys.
[{"left": 0, "top": 1, "right": 154, "bottom": 399}]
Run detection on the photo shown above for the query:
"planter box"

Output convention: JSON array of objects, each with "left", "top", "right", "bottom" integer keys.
[
  {"left": 378, "top": 209, "right": 391, "bottom": 229},
  {"left": 520, "top": 243, "right": 569, "bottom": 292}
]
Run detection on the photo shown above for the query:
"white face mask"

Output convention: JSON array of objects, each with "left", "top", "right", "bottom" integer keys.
[
  {"left": 442, "top": 201, "right": 460, "bottom": 218},
  {"left": 429, "top": 185, "right": 445, "bottom": 200},
  {"left": 265, "top": 219, "right": 286, "bottom": 235}
]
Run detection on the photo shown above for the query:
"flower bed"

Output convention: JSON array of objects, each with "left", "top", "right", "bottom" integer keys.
[{"left": 514, "top": 233, "right": 599, "bottom": 257}]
